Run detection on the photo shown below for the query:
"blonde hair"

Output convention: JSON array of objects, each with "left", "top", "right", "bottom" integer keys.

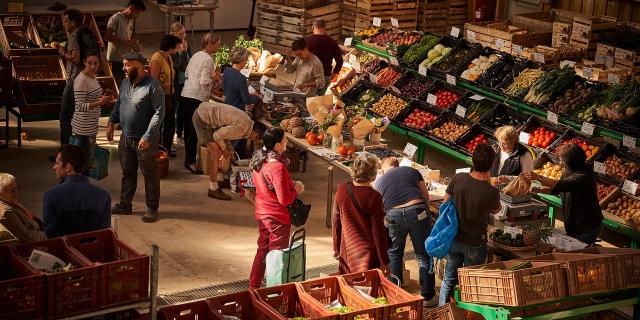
[
  {"left": 495, "top": 125, "right": 518, "bottom": 145},
  {"left": 170, "top": 22, "right": 185, "bottom": 34},
  {"left": 202, "top": 32, "right": 221, "bottom": 49},
  {"left": 230, "top": 46, "right": 249, "bottom": 65},
  {"left": 352, "top": 153, "right": 380, "bottom": 183},
  {"left": 0, "top": 173, "right": 16, "bottom": 193}
]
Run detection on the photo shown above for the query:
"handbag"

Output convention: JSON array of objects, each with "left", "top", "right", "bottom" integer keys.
[{"left": 261, "top": 173, "right": 310, "bottom": 227}]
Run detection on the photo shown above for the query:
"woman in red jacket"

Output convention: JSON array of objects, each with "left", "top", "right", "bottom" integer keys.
[{"left": 249, "top": 127, "right": 304, "bottom": 289}]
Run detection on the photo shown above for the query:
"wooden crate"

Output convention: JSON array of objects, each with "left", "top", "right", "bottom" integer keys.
[
  {"left": 448, "top": 0, "right": 468, "bottom": 27},
  {"left": 615, "top": 47, "right": 640, "bottom": 67},
  {"left": 418, "top": 1, "right": 449, "bottom": 34},
  {"left": 552, "top": 21, "right": 571, "bottom": 47},
  {"left": 0, "top": 13, "right": 55, "bottom": 56},
  {"left": 570, "top": 16, "right": 616, "bottom": 42},
  {"left": 574, "top": 59, "right": 628, "bottom": 82},
  {"left": 511, "top": 9, "right": 576, "bottom": 33},
  {"left": 285, "top": 0, "right": 326, "bottom": 8},
  {"left": 464, "top": 21, "right": 552, "bottom": 53},
  {"left": 342, "top": 0, "right": 418, "bottom": 32},
  {"left": 519, "top": 45, "right": 585, "bottom": 66}
]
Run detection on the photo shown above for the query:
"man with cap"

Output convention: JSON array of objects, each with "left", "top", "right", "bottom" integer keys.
[{"left": 107, "top": 52, "right": 165, "bottom": 223}]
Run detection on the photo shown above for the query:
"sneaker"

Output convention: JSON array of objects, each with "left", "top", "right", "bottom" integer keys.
[
  {"left": 208, "top": 188, "right": 231, "bottom": 200},
  {"left": 142, "top": 210, "right": 158, "bottom": 223},
  {"left": 112, "top": 203, "right": 132, "bottom": 215},
  {"left": 423, "top": 296, "right": 438, "bottom": 308}
]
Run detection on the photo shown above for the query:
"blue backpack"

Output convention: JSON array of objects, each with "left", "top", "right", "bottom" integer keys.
[{"left": 425, "top": 197, "right": 458, "bottom": 259}]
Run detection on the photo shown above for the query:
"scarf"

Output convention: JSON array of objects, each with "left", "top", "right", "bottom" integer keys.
[{"left": 268, "top": 150, "right": 290, "bottom": 166}]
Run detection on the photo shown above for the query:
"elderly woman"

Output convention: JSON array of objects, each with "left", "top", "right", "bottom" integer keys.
[
  {"left": 0, "top": 173, "right": 46, "bottom": 243},
  {"left": 491, "top": 125, "right": 535, "bottom": 178},
  {"left": 332, "top": 153, "right": 389, "bottom": 274}
]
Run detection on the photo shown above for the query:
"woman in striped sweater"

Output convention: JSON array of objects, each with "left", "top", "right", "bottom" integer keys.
[{"left": 72, "top": 50, "right": 112, "bottom": 171}]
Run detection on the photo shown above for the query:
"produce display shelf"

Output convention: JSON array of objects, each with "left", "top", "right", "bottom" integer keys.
[
  {"left": 407, "top": 130, "right": 471, "bottom": 164},
  {"left": 354, "top": 41, "right": 393, "bottom": 59}
]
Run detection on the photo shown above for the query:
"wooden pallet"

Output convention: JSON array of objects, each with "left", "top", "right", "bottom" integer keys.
[{"left": 464, "top": 21, "right": 552, "bottom": 53}]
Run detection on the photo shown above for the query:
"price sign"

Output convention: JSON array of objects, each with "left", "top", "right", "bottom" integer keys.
[
  {"left": 389, "top": 56, "right": 399, "bottom": 66},
  {"left": 263, "top": 88, "right": 275, "bottom": 102},
  {"left": 466, "top": 30, "right": 476, "bottom": 41},
  {"left": 608, "top": 73, "right": 620, "bottom": 85},
  {"left": 512, "top": 44, "right": 523, "bottom": 55},
  {"left": 455, "top": 105, "right": 466, "bottom": 118},
  {"left": 418, "top": 64, "right": 427, "bottom": 76},
  {"left": 352, "top": 60, "right": 361, "bottom": 71},
  {"left": 623, "top": 180, "right": 639, "bottom": 195},
  {"left": 240, "top": 68, "right": 251, "bottom": 78},
  {"left": 427, "top": 93, "right": 437, "bottom": 105},
  {"left": 373, "top": 17, "right": 382, "bottom": 27},
  {"left": 260, "top": 75, "right": 269, "bottom": 85},
  {"left": 519, "top": 132, "right": 530, "bottom": 144},
  {"left": 583, "top": 67, "right": 593, "bottom": 79},
  {"left": 403, "top": 143, "right": 418, "bottom": 158},
  {"left": 533, "top": 52, "right": 545, "bottom": 64},
  {"left": 450, "top": 26, "right": 460, "bottom": 38},
  {"left": 369, "top": 73, "right": 378, "bottom": 84},
  {"left": 495, "top": 38, "right": 506, "bottom": 49},
  {"left": 547, "top": 111, "right": 559, "bottom": 124},
  {"left": 581, "top": 121, "right": 595, "bottom": 136},
  {"left": 399, "top": 157, "right": 414, "bottom": 167},
  {"left": 504, "top": 226, "right": 523, "bottom": 237},
  {"left": 391, "top": 18, "right": 399, "bottom": 28},
  {"left": 623, "top": 135, "right": 637, "bottom": 149},
  {"left": 344, "top": 37, "right": 353, "bottom": 47},
  {"left": 446, "top": 74, "right": 456, "bottom": 86},
  {"left": 560, "top": 60, "right": 576, "bottom": 68},
  {"left": 594, "top": 161, "right": 606, "bottom": 174},
  {"left": 470, "top": 94, "right": 485, "bottom": 101},
  {"left": 606, "top": 56, "right": 614, "bottom": 68},
  {"left": 456, "top": 167, "right": 471, "bottom": 174}
]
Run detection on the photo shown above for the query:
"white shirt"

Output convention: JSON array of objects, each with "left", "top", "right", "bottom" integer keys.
[
  {"left": 106, "top": 12, "right": 133, "bottom": 62},
  {"left": 72, "top": 72, "right": 102, "bottom": 136},
  {"left": 181, "top": 51, "right": 215, "bottom": 102},
  {"left": 498, "top": 151, "right": 510, "bottom": 173}
]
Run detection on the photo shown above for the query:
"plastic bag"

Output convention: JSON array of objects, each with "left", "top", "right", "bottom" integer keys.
[{"left": 425, "top": 197, "right": 458, "bottom": 259}]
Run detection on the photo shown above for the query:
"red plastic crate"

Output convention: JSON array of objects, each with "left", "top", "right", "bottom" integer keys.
[
  {"left": 340, "top": 269, "right": 423, "bottom": 320},
  {"left": 298, "top": 276, "right": 382, "bottom": 320},
  {"left": 159, "top": 300, "right": 219, "bottom": 320},
  {"left": 254, "top": 283, "right": 338, "bottom": 320},
  {"left": 207, "top": 290, "right": 284, "bottom": 320},
  {"left": 11, "top": 238, "right": 100, "bottom": 318},
  {"left": 65, "top": 229, "right": 150, "bottom": 308},
  {"left": 0, "top": 246, "right": 45, "bottom": 320}
]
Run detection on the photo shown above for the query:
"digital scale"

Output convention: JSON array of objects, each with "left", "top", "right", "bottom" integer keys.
[{"left": 491, "top": 193, "right": 549, "bottom": 228}]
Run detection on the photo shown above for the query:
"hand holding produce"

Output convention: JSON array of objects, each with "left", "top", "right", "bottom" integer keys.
[
  {"left": 431, "top": 89, "right": 460, "bottom": 109},
  {"left": 375, "top": 67, "right": 402, "bottom": 87},
  {"left": 398, "top": 78, "right": 430, "bottom": 98},
  {"left": 465, "top": 133, "right": 489, "bottom": 153},
  {"left": 461, "top": 54, "right": 500, "bottom": 81},
  {"left": 428, "top": 120, "right": 469, "bottom": 142},
  {"left": 371, "top": 94, "right": 407, "bottom": 118},
  {"left": 604, "top": 155, "right": 638, "bottom": 180},
  {"left": 527, "top": 127, "right": 556, "bottom": 148},
  {"left": 403, "top": 35, "right": 440, "bottom": 63},
  {"left": 534, "top": 162, "right": 562, "bottom": 180},
  {"left": 403, "top": 108, "right": 437, "bottom": 130}
]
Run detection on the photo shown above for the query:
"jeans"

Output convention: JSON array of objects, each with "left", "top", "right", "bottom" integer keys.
[
  {"left": 249, "top": 218, "right": 291, "bottom": 289},
  {"left": 386, "top": 203, "right": 435, "bottom": 300},
  {"left": 71, "top": 134, "right": 96, "bottom": 175},
  {"left": 60, "top": 79, "right": 76, "bottom": 145},
  {"left": 160, "top": 95, "right": 176, "bottom": 152},
  {"left": 175, "top": 84, "right": 185, "bottom": 138},
  {"left": 182, "top": 96, "right": 202, "bottom": 167},
  {"left": 569, "top": 224, "right": 602, "bottom": 245},
  {"left": 118, "top": 135, "right": 160, "bottom": 212},
  {"left": 110, "top": 61, "right": 125, "bottom": 89},
  {"left": 439, "top": 239, "right": 488, "bottom": 306}
]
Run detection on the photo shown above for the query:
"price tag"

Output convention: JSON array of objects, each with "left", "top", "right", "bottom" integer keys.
[
  {"left": 446, "top": 74, "right": 456, "bottom": 86},
  {"left": 595, "top": 55, "right": 606, "bottom": 64},
  {"left": 495, "top": 38, "right": 506, "bottom": 49},
  {"left": 533, "top": 52, "right": 545, "bottom": 64},
  {"left": 390, "top": 86, "right": 401, "bottom": 94},
  {"left": 583, "top": 67, "right": 593, "bottom": 79},
  {"left": 344, "top": 37, "right": 353, "bottom": 47},
  {"left": 581, "top": 121, "right": 595, "bottom": 136},
  {"left": 450, "top": 26, "right": 460, "bottom": 38},
  {"left": 469, "top": 94, "right": 485, "bottom": 101},
  {"left": 504, "top": 226, "right": 523, "bottom": 236},
  {"left": 418, "top": 64, "right": 427, "bottom": 76},
  {"left": 547, "top": 111, "right": 559, "bottom": 124},
  {"left": 240, "top": 68, "right": 251, "bottom": 78},
  {"left": 608, "top": 73, "right": 620, "bottom": 85},
  {"left": 391, "top": 18, "right": 399, "bottom": 28},
  {"left": 260, "top": 75, "right": 269, "bottom": 85},
  {"left": 560, "top": 60, "right": 576, "bottom": 68},
  {"left": 456, "top": 167, "right": 471, "bottom": 174},
  {"left": 403, "top": 143, "right": 418, "bottom": 158},
  {"left": 263, "top": 88, "right": 275, "bottom": 102},
  {"left": 623, "top": 135, "right": 636, "bottom": 149},
  {"left": 373, "top": 17, "right": 382, "bottom": 27},
  {"left": 594, "top": 161, "right": 606, "bottom": 174},
  {"left": 352, "top": 60, "right": 361, "bottom": 72},
  {"left": 369, "top": 73, "right": 378, "bottom": 84},
  {"left": 623, "top": 180, "right": 639, "bottom": 195},
  {"left": 455, "top": 105, "right": 466, "bottom": 118},
  {"left": 512, "top": 44, "right": 523, "bottom": 55},
  {"left": 399, "top": 157, "right": 414, "bottom": 167},
  {"left": 389, "top": 56, "right": 399, "bottom": 66},
  {"left": 519, "top": 132, "right": 530, "bottom": 144},
  {"left": 427, "top": 93, "right": 437, "bottom": 105},
  {"left": 466, "top": 30, "right": 476, "bottom": 41},
  {"left": 606, "top": 56, "right": 614, "bottom": 68}
]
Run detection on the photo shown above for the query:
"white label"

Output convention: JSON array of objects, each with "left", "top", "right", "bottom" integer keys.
[
  {"left": 583, "top": 67, "right": 593, "bottom": 79},
  {"left": 369, "top": 73, "right": 378, "bottom": 84},
  {"left": 595, "top": 55, "right": 606, "bottom": 64},
  {"left": 512, "top": 44, "right": 523, "bottom": 55},
  {"left": 581, "top": 121, "right": 595, "bottom": 136},
  {"left": 344, "top": 37, "right": 353, "bottom": 47},
  {"left": 446, "top": 74, "right": 456, "bottom": 86},
  {"left": 260, "top": 75, "right": 269, "bottom": 85},
  {"left": 389, "top": 56, "right": 399, "bottom": 66},
  {"left": 608, "top": 73, "right": 620, "bottom": 85},
  {"left": 418, "top": 64, "right": 427, "bottom": 76},
  {"left": 456, "top": 167, "right": 472, "bottom": 174},
  {"left": 263, "top": 88, "right": 274, "bottom": 102},
  {"left": 467, "top": 30, "right": 476, "bottom": 41},
  {"left": 373, "top": 17, "right": 382, "bottom": 27},
  {"left": 403, "top": 143, "right": 418, "bottom": 158},
  {"left": 451, "top": 26, "right": 460, "bottom": 38},
  {"left": 390, "top": 86, "right": 401, "bottom": 94},
  {"left": 560, "top": 60, "right": 576, "bottom": 68},
  {"left": 470, "top": 94, "right": 485, "bottom": 101},
  {"left": 623, "top": 135, "right": 636, "bottom": 149},
  {"left": 391, "top": 18, "right": 399, "bottom": 28},
  {"left": 495, "top": 38, "right": 506, "bottom": 49},
  {"left": 534, "top": 52, "right": 545, "bottom": 64},
  {"left": 623, "top": 180, "right": 639, "bottom": 195},
  {"left": 240, "top": 69, "right": 251, "bottom": 78},
  {"left": 519, "top": 132, "right": 530, "bottom": 144},
  {"left": 606, "top": 56, "right": 614, "bottom": 68},
  {"left": 399, "top": 157, "right": 413, "bottom": 167},
  {"left": 547, "top": 111, "right": 559, "bottom": 124},
  {"left": 455, "top": 105, "right": 466, "bottom": 118},
  {"left": 504, "top": 226, "right": 523, "bottom": 236},
  {"left": 427, "top": 93, "right": 437, "bottom": 105},
  {"left": 594, "top": 161, "right": 606, "bottom": 174}
]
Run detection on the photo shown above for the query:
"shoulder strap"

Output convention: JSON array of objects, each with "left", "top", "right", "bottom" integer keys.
[
  {"left": 260, "top": 171, "right": 275, "bottom": 193},
  {"left": 346, "top": 182, "right": 367, "bottom": 216}
]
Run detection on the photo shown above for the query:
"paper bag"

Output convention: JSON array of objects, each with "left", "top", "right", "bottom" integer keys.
[
  {"left": 351, "top": 117, "right": 375, "bottom": 139},
  {"left": 306, "top": 94, "right": 333, "bottom": 125}
]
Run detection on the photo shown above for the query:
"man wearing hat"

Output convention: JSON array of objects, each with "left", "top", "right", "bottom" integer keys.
[{"left": 107, "top": 52, "right": 165, "bottom": 223}]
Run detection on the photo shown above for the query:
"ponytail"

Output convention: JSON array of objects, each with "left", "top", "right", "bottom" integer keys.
[{"left": 250, "top": 127, "right": 285, "bottom": 172}]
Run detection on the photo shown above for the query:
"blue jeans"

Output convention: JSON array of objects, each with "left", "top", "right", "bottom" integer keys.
[
  {"left": 439, "top": 239, "right": 487, "bottom": 306},
  {"left": 569, "top": 224, "right": 602, "bottom": 245},
  {"left": 60, "top": 79, "right": 76, "bottom": 146},
  {"left": 386, "top": 203, "right": 435, "bottom": 300}
]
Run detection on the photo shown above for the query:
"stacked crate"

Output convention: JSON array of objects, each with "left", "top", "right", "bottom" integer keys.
[
  {"left": 342, "top": 0, "right": 419, "bottom": 38},
  {"left": 570, "top": 16, "right": 616, "bottom": 58},
  {"left": 448, "top": 0, "right": 468, "bottom": 31},
  {"left": 417, "top": 0, "right": 449, "bottom": 35},
  {"left": 256, "top": 0, "right": 341, "bottom": 53}
]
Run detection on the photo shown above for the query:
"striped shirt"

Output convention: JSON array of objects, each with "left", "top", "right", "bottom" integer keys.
[{"left": 72, "top": 72, "right": 102, "bottom": 136}]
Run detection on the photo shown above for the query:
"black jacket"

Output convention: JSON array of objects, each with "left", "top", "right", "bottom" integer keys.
[{"left": 491, "top": 143, "right": 535, "bottom": 177}]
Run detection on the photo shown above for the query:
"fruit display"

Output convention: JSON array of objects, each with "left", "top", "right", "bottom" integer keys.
[
  {"left": 362, "top": 59, "right": 383, "bottom": 74},
  {"left": 364, "top": 30, "right": 420, "bottom": 48},
  {"left": 356, "top": 26, "right": 381, "bottom": 38},
  {"left": 332, "top": 76, "right": 356, "bottom": 95},
  {"left": 552, "top": 137, "right": 600, "bottom": 160},
  {"left": 461, "top": 54, "right": 500, "bottom": 82},
  {"left": 524, "top": 66, "right": 576, "bottom": 105},
  {"left": 329, "top": 306, "right": 355, "bottom": 314},
  {"left": 375, "top": 67, "right": 402, "bottom": 87},
  {"left": 464, "top": 100, "right": 495, "bottom": 122},
  {"left": 490, "top": 229, "right": 525, "bottom": 247},
  {"left": 432, "top": 45, "right": 477, "bottom": 74},
  {"left": 548, "top": 81, "right": 596, "bottom": 115},
  {"left": 604, "top": 155, "right": 638, "bottom": 180},
  {"left": 357, "top": 89, "right": 381, "bottom": 106},
  {"left": 370, "top": 94, "right": 407, "bottom": 118},
  {"left": 604, "top": 193, "right": 640, "bottom": 225},
  {"left": 430, "top": 89, "right": 460, "bottom": 109},
  {"left": 522, "top": 224, "right": 554, "bottom": 246},
  {"left": 356, "top": 53, "right": 375, "bottom": 65},
  {"left": 336, "top": 144, "right": 357, "bottom": 156},
  {"left": 305, "top": 131, "right": 324, "bottom": 146},
  {"left": 366, "top": 147, "right": 400, "bottom": 160},
  {"left": 597, "top": 183, "right": 617, "bottom": 201},
  {"left": 397, "top": 77, "right": 430, "bottom": 98},
  {"left": 428, "top": 120, "right": 470, "bottom": 142},
  {"left": 403, "top": 35, "right": 439, "bottom": 63},
  {"left": 534, "top": 162, "right": 563, "bottom": 180},
  {"left": 17, "top": 71, "right": 59, "bottom": 80},
  {"left": 503, "top": 68, "right": 545, "bottom": 98},
  {"left": 372, "top": 297, "right": 389, "bottom": 305},
  {"left": 592, "top": 81, "right": 640, "bottom": 122},
  {"left": 464, "top": 133, "right": 490, "bottom": 153},
  {"left": 420, "top": 44, "right": 452, "bottom": 69},
  {"left": 284, "top": 117, "right": 307, "bottom": 138},
  {"left": 402, "top": 108, "right": 438, "bottom": 130},
  {"left": 526, "top": 127, "right": 557, "bottom": 148}
]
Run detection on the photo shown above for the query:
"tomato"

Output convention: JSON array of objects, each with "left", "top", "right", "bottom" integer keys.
[
  {"left": 306, "top": 134, "right": 318, "bottom": 146},
  {"left": 337, "top": 145, "right": 348, "bottom": 155}
]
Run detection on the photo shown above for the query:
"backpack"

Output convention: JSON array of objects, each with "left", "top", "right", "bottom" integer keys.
[
  {"left": 425, "top": 197, "right": 459, "bottom": 259},
  {"left": 76, "top": 27, "right": 99, "bottom": 69}
]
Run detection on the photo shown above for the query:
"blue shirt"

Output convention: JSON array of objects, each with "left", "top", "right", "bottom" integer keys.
[
  {"left": 109, "top": 75, "right": 165, "bottom": 140},
  {"left": 222, "top": 67, "right": 259, "bottom": 110},
  {"left": 43, "top": 175, "right": 112, "bottom": 238},
  {"left": 374, "top": 166, "right": 426, "bottom": 211}
]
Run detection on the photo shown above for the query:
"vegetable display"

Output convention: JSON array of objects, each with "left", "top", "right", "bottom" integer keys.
[
  {"left": 605, "top": 194, "right": 640, "bottom": 225},
  {"left": 371, "top": 94, "right": 407, "bottom": 118},
  {"left": 356, "top": 26, "right": 381, "bottom": 38},
  {"left": 356, "top": 53, "right": 375, "bottom": 65},
  {"left": 503, "top": 68, "right": 545, "bottom": 98},
  {"left": 464, "top": 133, "right": 489, "bottom": 153},
  {"left": 604, "top": 155, "right": 638, "bottom": 180},
  {"left": 461, "top": 54, "right": 500, "bottom": 82},
  {"left": 534, "top": 162, "right": 562, "bottom": 180},
  {"left": 524, "top": 66, "right": 576, "bottom": 105},
  {"left": 428, "top": 120, "right": 470, "bottom": 142},
  {"left": 375, "top": 67, "right": 403, "bottom": 87},
  {"left": 526, "top": 127, "right": 556, "bottom": 148},
  {"left": 362, "top": 59, "right": 383, "bottom": 74},
  {"left": 597, "top": 183, "right": 617, "bottom": 201},
  {"left": 234, "top": 35, "right": 263, "bottom": 50},
  {"left": 548, "top": 81, "right": 596, "bottom": 115},
  {"left": 482, "top": 110, "right": 526, "bottom": 128},
  {"left": 593, "top": 81, "right": 640, "bottom": 122},
  {"left": 403, "top": 35, "right": 440, "bottom": 63},
  {"left": 403, "top": 108, "right": 437, "bottom": 130},
  {"left": 464, "top": 100, "right": 494, "bottom": 121},
  {"left": 420, "top": 44, "right": 453, "bottom": 69},
  {"left": 214, "top": 44, "right": 230, "bottom": 66},
  {"left": 430, "top": 89, "right": 460, "bottom": 109},
  {"left": 398, "top": 77, "right": 430, "bottom": 98},
  {"left": 432, "top": 45, "right": 474, "bottom": 74},
  {"left": 490, "top": 229, "right": 525, "bottom": 247},
  {"left": 357, "top": 89, "right": 380, "bottom": 106},
  {"left": 553, "top": 138, "right": 599, "bottom": 160}
]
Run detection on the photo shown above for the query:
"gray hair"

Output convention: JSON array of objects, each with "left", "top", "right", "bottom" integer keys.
[
  {"left": 351, "top": 153, "right": 380, "bottom": 183},
  {"left": 202, "top": 32, "right": 221, "bottom": 49},
  {"left": 230, "top": 46, "right": 249, "bottom": 65},
  {"left": 0, "top": 173, "right": 16, "bottom": 193}
]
